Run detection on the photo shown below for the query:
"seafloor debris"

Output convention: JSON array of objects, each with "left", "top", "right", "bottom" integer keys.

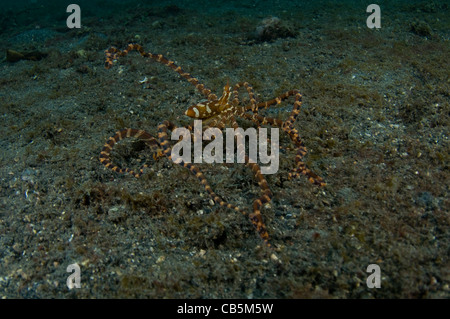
[
  {"left": 6, "top": 49, "right": 47, "bottom": 62},
  {"left": 254, "top": 16, "right": 296, "bottom": 42},
  {"left": 410, "top": 20, "right": 433, "bottom": 37}
]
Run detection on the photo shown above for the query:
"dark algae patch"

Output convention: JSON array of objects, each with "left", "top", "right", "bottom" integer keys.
[{"left": 0, "top": 0, "right": 448, "bottom": 298}]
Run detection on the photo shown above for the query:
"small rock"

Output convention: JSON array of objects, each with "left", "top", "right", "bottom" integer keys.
[{"left": 410, "top": 21, "right": 432, "bottom": 37}]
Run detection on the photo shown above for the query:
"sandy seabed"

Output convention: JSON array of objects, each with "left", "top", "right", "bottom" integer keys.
[{"left": 0, "top": 0, "right": 448, "bottom": 298}]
